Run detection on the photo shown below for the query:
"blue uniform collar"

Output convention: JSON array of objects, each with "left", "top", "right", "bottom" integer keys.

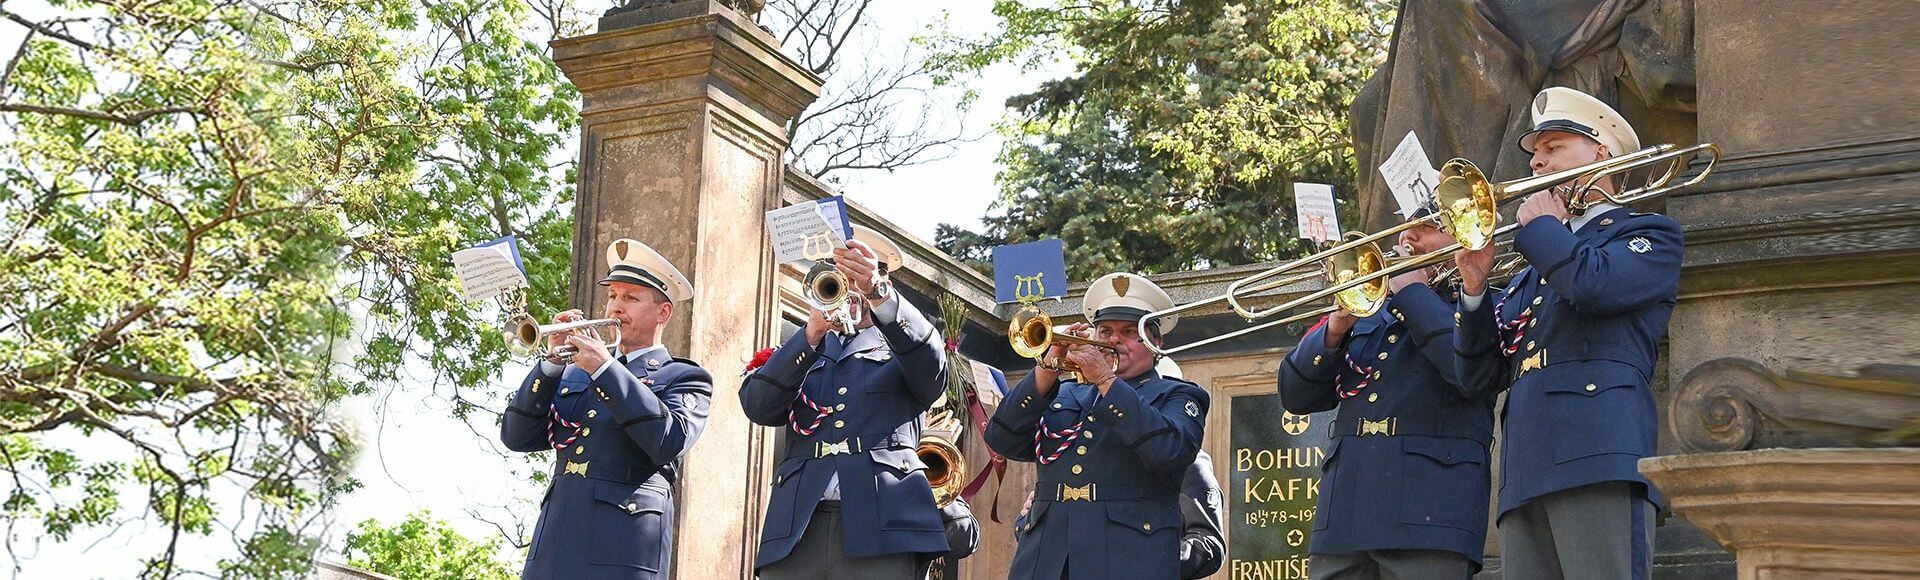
[
  {"left": 616, "top": 344, "right": 669, "bottom": 368},
  {"left": 825, "top": 326, "right": 885, "bottom": 360},
  {"left": 1574, "top": 206, "right": 1632, "bottom": 240},
  {"left": 1349, "top": 307, "right": 1395, "bottom": 336}
]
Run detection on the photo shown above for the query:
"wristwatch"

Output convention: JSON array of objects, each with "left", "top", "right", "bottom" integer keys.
[{"left": 863, "top": 279, "right": 893, "bottom": 303}]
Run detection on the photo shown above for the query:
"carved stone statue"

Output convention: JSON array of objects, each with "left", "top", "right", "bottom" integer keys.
[
  {"left": 1349, "top": 0, "right": 1697, "bottom": 229},
  {"left": 608, "top": 0, "right": 765, "bottom": 20}
]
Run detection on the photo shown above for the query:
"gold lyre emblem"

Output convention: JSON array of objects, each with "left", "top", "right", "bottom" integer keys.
[
  {"left": 1014, "top": 273, "right": 1046, "bottom": 303},
  {"left": 565, "top": 460, "right": 590, "bottom": 477},
  {"left": 1519, "top": 349, "right": 1546, "bottom": 377},
  {"left": 1359, "top": 418, "right": 1394, "bottom": 436},
  {"left": 801, "top": 232, "right": 837, "bottom": 261},
  {"left": 1059, "top": 483, "right": 1095, "bottom": 502}
]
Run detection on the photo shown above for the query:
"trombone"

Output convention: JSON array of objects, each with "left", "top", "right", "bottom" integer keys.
[
  {"left": 1223, "top": 142, "right": 1718, "bottom": 322},
  {"left": 1142, "top": 142, "right": 1717, "bottom": 355}
]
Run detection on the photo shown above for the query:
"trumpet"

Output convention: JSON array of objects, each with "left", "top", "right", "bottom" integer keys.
[
  {"left": 805, "top": 261, "right": 858, "bottom": 335},
  {"left": 1007, "top": 304, "right": 1120, "bottom": 375},
  {"left": 506, "top": 313, "right": 622, "bottom": 362},
  {"left": 1222, "top": 142, "right": 1718, "bottom": 322}
]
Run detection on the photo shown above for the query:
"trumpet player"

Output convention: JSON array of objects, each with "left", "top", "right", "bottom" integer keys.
[
  {"left": 499, "top": 238, "right": 712, "bottom": 580},
  {"left": 740, "top": 225, "right": 953, "bottom": 579},
  {"left": 1275, "top": 209, "right": 1497, "bottom": 579},
  {"left": 985, "top": 273, "right": 1210, "bottom": 580},
  {"left": 1454, "top": 86, "right": 1681, "bottom": 580}
]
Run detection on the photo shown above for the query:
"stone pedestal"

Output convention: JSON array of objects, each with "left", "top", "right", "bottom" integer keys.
[
  {"left": 552, "top": 2, "right": 820, "bottom": 577},
  {"left": 1640, "top": 449, "right": 1920, "bottom": 579}
]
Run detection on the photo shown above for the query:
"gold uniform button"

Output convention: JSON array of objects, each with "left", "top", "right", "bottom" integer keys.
[
  {"left": 1387, "top": 335, "right": 1398, "bottom": 344},
  {"left": 1142, "top": 522, "right": 1153, "bottom": 531},
  {"left": 626, "top": 502, "right": 639, "bottom": 513},
  {"left": 1585, "top": 384, "right": 1598, "bottom": 392},
  {"left": 587, "top": 410, "right": 598, "bottom": 418},
  {"left": 582, "top": 428, "right": 591, "bottom": 437},
  {"left": 531, "top": 383, "right": 540, "bottom": 393},
  {"left": 1371, "top": 371, "right": 1382, "bottom": 380},
  {"left": 1454, "top": 312, "right": 1463, "bottom": 323},
  {"left": 1368, "top": 393, "right": 1379, "bottom": 403},
  {"left": 1533, "top": 296, "right": 1544, "bottom": 305},
  {"left": 1529, "top": 319, "right": 1538, "bottom": 328},
  {"left": 1526, "top": 341, "right": 1536, "bottom": 351},
  {"left": 1053, "top": 403, "right": 1064, "bottom": 409},
  {"left": 1377, "top": 352, "right": 1389, "bottom": 361},
  {"left": 1076, "top": 446, "right": 1088, "bottom": 455},
  {"left": 837, "top": 387, "right": 849, "bottom": 395},
  {"left": 1072, "top": 465, "right": 1084, "bottom": 474},
  {"left": 835, "top": 403, "right": 846, "bottom": 412},
  {"left": 1088, "top": 416, "right": 1097, "bottom": 423},
  {"left": 833, "top": 420, "right": 846, "bottom": 429},
  {"left": 1313, "top": 355, "right": 1324, "bottom": 365},
  {"left": 1083, "top": 431, "right": 1094, "bottom": 440},
  {"left": 574, "top": 446, "right": 586, "bottom": 455}
]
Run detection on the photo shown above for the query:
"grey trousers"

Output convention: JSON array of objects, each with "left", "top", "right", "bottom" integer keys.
[
  {"left": 1309, "top": 549, "right": 1474, "bottom": 580},
  {"left": 758, "top": 502, "right": 920, "bottom": 580},
  {"left": 1498, "top": 481, "right": 1656, "bottom": 580}
]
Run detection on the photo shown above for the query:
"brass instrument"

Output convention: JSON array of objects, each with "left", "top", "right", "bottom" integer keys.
[
  {"left": 805, "top": 261, "right": 857, "bottom": 335},
  {"left": 1142, "top": 142, "right": 1717, "bottom": 356},
  {"left": 917, "top": 435, "right": 966, "bottom": 508},
  {"left": 1007, "top": 304, "right": 1120, "bottom": 375},
  {"left": 1220, "top": 142, "right": 1719, "bottom": 322},
  {"left": 506, "top": 313, "right": 623, "bottom": 362}
]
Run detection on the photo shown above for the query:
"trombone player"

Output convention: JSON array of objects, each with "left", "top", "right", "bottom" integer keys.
[
  {"left": 1276, "top": 208, "right": 1497, "bottom": 579},
  {"left": 1454, "top": 86, "right": 1682, "bottom": 580},
  {"left": 499, "top": 238, "right": 712, "bottom": 579},
  {"left": 986, "top": 273, "right": 1210, "bottom": 580},
  {"left": 740, "top": 225, "right": 953, "bottom": 579}
]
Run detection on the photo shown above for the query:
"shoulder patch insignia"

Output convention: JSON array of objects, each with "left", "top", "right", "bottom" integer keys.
[
  {"left": 1628, "top": 237, "right": 1653, "bottom": 254},
  {"left": 1184, "top": 400, "right": 1200, "bottom": 418}
]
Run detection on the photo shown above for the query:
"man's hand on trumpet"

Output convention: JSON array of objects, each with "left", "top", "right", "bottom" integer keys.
[
  {"left": 548, "top": 309, "right": 586, "bottom": 365},
  {"left": 803, "top": 307, "right": 834, "bottom": 350},
  {"left": 1065, "top": 343, "right": 1118, "bottom": 396},
  {"left": 565, "top": 333, "right": 613, "bottom": 375},
  {"left": 832, "top": 239, "right": 884, "bottom": 299}
]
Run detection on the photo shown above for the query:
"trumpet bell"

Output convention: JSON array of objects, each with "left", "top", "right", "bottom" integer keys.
[
  {"left": 804, "top": 262, "right": 850, "bottom": 310},
  {"left": 918, "top": 435, "right": 966, "bottom": 508},
  {"left": 1009, "top": 306, "right": 1052, "bottom": 359}
]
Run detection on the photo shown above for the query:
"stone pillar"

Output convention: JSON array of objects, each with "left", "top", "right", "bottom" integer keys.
[
  {"left": 552, "top": 2, "right": 820, "bottom": 577},
  {"left": 1644, "top": 0, "right": 1920, "bottom": 577},
  {"left": 1641, "top": 449, "right": 1920, "bottom": 578}
]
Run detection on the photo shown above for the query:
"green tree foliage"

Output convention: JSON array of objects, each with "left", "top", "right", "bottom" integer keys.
[
  {"left": 0, "top": 0, "right": 579, "bottom": 575},
  {"left": 933, "top": 0, "right": 1393, "bottom": 277},
  {"left": 343, "top": 511, "right": 516, "bottom": 580}
]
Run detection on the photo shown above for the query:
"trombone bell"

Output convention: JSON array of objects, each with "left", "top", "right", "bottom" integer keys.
[{"left": 918, "top": 435, "right": 966, "bottom": 508}]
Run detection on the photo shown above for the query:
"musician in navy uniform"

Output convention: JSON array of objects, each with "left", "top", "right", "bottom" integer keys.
[
  {"left": 741, "top": 225, "right": 951, "bottom": 579},
  {"left": 1277, "top": 210, "right": 1498, "bottom": 579},
  {"left": 986, "top": 273, "right": 1210, "bottom": 580},
  {"left": 1454, "top": 86, "right": 1680, "bottom": 580},
  {"left": 1178, "top": 450, "right": 1227, "bottom": 580},
  {"left": 500, "top": 238, "right": 713, "bottom": 579}
]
